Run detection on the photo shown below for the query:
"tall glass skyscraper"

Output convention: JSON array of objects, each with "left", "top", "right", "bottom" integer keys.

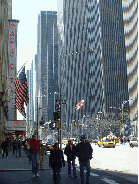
[
  {"left": 98, "top": 0, "right": 129, "bottom": 114},
  {"left": 36, "top": 11, "right": 58, "bottom": 122},
  {"left": 57, "top": 0, "right": 104, "bottom": 129}
]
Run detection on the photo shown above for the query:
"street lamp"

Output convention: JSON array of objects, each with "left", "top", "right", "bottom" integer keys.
[
  {"left": 81, "top": 115, "right": 86, "bottom": 135},
  {"left": 71, "top": 120, "right": 75, "bottom": 138},
  {"left": 59, "top": 48, "right": 97, "bottom": 149},
  {"left": 121, "top": 99, "right": 133, "bottom": 143}
]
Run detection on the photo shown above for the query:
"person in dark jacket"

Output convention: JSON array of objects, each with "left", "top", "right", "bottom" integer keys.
[
  {"left": 18, "top": 139, "right": 22, "bottom": 157},
  {"left": 76, "top": 135, "right": 93, "bottom": 184},
  {"left": 64, "top": 139, "right": 77, "bottom": 178},
  {"left": 49, "top": 142, "right": 65, "bottom": 184},
  {"left": 1, "top": 139, "right": 9, "bottom": 158}
]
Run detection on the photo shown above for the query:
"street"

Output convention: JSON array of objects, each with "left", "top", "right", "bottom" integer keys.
[{"left": 0, "top": 144, "right": 138, "bottom": 184}]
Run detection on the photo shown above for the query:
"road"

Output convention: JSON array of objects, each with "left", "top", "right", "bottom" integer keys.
[{"left": 0, "top": 143, "right": 138, "bottom": 184}]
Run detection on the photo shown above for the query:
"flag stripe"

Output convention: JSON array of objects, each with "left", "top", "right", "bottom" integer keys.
[{"left": 14, "top": 66, "right": 29, "bottom": 118}]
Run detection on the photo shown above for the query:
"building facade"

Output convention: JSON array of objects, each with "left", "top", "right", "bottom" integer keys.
[
  {"left": 122, "top": 0, "right": 138, "bottom": 122},
  {"left": 36, "top": 11, "right": 59, "bottom": 123},
  {"left": 57, "top": 0, "right": 104, "bottom": 131},
  {"left": 0, "top": 0, "right": 12, "bottom": 143},
  {"left": 98, "top": 0, "right": 129, "bottom": 115}
]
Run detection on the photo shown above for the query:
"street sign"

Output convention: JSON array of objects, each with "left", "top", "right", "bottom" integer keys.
[{"left": 55, "top": 104, "right": 59, "bottom": 110}]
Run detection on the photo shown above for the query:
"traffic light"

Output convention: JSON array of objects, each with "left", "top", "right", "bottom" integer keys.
[
  {"left": 53, "top": 112, "right": 58, "bottom": 121},
  {"left": 53, "top": 111, "right": 60, "bottom": 121}
]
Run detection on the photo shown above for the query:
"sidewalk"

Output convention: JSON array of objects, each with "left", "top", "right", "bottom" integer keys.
[
  {"left": 0, "top": 148, "right": 82, "bottom": 184},
  {"left": 0, "top": 148, "right": 50, "bottom": 171}
]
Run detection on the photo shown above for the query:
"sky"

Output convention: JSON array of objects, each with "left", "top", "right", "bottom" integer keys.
[{"left": 12, "top": 0, "right": 57, "bottom": 120}]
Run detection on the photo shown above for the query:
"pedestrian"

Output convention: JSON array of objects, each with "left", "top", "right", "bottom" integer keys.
[
  {"left": 18, "top": 139, "right": 22, "bottom": 157},
  {"left": 12, "top": 138, "right": 17, "bottom": 156},
  {"left": 1, "top": 138, "right": 9, "bottom": 158},
  {"left": 39, "top": 140, "right": 46, "bottom": 168},
  {"left": 49, "top": 142, "right": 65, "bottom": 184},
  {"left": 64, "top": 139, "right": 77, "bottom": 178},
  {"left": 29, "top": 134, "right": 40, "bottom": 177},
  {"left": 76, "top": 135, "right": 93, "bottom": 184}
]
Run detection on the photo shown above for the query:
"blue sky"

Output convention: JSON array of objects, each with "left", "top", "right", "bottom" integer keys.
[{"left": 12, "top": 0, "right": 57, "bottom": 119}]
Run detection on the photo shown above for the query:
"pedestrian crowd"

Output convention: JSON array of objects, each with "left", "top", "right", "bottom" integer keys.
[{"left": 1, "top": 134, "right": 93, "bottom": 184}]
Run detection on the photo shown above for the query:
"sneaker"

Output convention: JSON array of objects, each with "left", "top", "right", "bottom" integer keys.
[
  {"left": 86, "top": 182, "right": 90, "bottom": 184},
  {"left": 36, "top": 173, "right": 39, "bottom": 177},
  {"left": 68, "top": 175, "right": 71, "bottom": 177},
  {"left": 74, "top": 175, "right": 77, "bottom": 178},
  {"left": 32, "top": 175, "right": 35, "bottom": 178},
  {"left": 81, "top": 181, "right": 84, "bottom": 184}
]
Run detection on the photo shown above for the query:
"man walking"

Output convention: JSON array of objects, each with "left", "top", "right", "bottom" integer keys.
[
  {"left": 49, "top": 142, "right": 65, "bottom": 184},
  {"left": 64, "top": 139, "right": 77, "bottom": 178},
  {"left": 76, "top": 135, "right": 93, "bottom": 184},
  {"left": 18, "top": 139, "right": 22, "bottom": 157},
  {"left": 1, "top": 138, "right": 9, "bottom": 158},
  {"left": 29, "top": 134, "right": 40, "bottom": 177}
]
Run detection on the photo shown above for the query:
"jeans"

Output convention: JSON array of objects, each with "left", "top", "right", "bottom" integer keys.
[
  {"left": 31, "top": 152, "right": 39, "bottom": 175},
  {"left": 80, "top": 160, "right": 90, "bottom": 182},
  {"left": 53, "top": 168, "right": 61, "bottom": 184},
  {"left": 67, "top": 159, "right": 76, "bottom": 176}
]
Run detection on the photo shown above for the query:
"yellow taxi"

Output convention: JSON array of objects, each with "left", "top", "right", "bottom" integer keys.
[
  {"left": 62, "top": 140, "right": 68, "bottom": 145},
  {"left": 98, "top": 139, "right": 115, "bottom": 148},
  {"left": 46, "top": 142, "right": 55, "bottom": 151}
]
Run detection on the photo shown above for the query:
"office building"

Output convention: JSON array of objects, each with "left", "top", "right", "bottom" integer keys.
[{"left": 36, "top": 11, "right": 59, "bottom": 123}]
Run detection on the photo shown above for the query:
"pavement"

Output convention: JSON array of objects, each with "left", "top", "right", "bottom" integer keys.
[{"left": 0, "top": 147, "right": 138, "bottom": 184}]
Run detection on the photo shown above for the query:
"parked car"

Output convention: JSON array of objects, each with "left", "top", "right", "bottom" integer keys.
[
  {"left": 98, "top": 139, "right": 115, "bottom": 148},
  {"left": 46, "top": 142, "right": 55, "bottom": 151},
  {"left": 129, "top": 137, "right": 138, "bottom": 148}
]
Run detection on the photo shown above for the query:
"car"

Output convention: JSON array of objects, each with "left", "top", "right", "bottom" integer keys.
[
  {"left": 129, "top": 138, "right": 138, "bottom": 148},
  {"left": 98, "top": 139, "right": 115, "bottom": 148},
  {"left": 62, "top": 140, "right": 68, "bottom": 145},
  {"left": 46, "top": 142, "right": 55, "bottom": 151}
]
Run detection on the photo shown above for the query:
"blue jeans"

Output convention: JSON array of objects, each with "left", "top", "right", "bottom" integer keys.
[
  {"left": 67, "top": 159, "right": 76, "bottom": 176},
  {"left": 80, "top": 160, "right": 90, "bottom": 182},
  {"left": 31, "top": 153, "right": 39, "bottom": 175}
]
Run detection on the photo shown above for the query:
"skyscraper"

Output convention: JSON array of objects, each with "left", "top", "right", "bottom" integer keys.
[
  {"left": 98, "top": 0, "right": 129, "bottom": 114},
  {"left": 36, "top": 11, "right": 59, "bottom": 123},
  {"left": 57, "top": 0, "right": 104, "bottom": 130}
]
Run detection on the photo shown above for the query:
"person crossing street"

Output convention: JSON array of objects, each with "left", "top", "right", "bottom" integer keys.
[{"left": 76, "top": 135, "right": 93, "bottom": 184}]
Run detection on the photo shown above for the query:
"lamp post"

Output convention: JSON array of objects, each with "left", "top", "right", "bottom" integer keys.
[
  {"left": 122, "top": 99, "right": 133, "bottom": 143},
  {"left": 81, "top": 115, "right": 86, "bottom": 135},
  {"left": 71, "top": 120, "right": 75, "bottom": 138},
  {"left": 59, "top": 48, "right": 97, "bottom": 149}
]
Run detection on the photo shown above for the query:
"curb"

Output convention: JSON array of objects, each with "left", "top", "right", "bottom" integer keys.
[{"left": 0, "top": 168, "right": 52, "bottom": 172}]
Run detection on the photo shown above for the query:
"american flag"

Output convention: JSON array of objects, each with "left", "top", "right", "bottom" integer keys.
[
  {"left": 75, "top": 99, "right": 84, "bottom": 110},
  {"left": 14, "top": 66, "right": 29, "bottom": 118}
]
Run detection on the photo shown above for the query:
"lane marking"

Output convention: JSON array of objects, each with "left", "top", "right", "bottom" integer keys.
[
  {"left": 76, "top": 168, "right": 99, "bottom": 177},
  {"left": 101, "top": 178, "right": 119, "bottom": 184}
]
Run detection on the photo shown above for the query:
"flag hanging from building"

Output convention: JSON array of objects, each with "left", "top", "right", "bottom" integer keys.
[
  {"left": 75, "top": 99, "right": 84, "bottom": 110},
  {"left": 14, "top": 66, "right": 29, "bottom": 118}
]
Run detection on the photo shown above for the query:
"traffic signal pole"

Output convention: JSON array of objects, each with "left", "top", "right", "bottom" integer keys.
[{"left": 60, "top": 55, "right": 62, "bottom": 150}]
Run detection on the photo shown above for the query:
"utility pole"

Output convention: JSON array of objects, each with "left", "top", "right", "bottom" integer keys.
[{"left": 37, "top": 96, "right": 38, "bottom": 139}]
